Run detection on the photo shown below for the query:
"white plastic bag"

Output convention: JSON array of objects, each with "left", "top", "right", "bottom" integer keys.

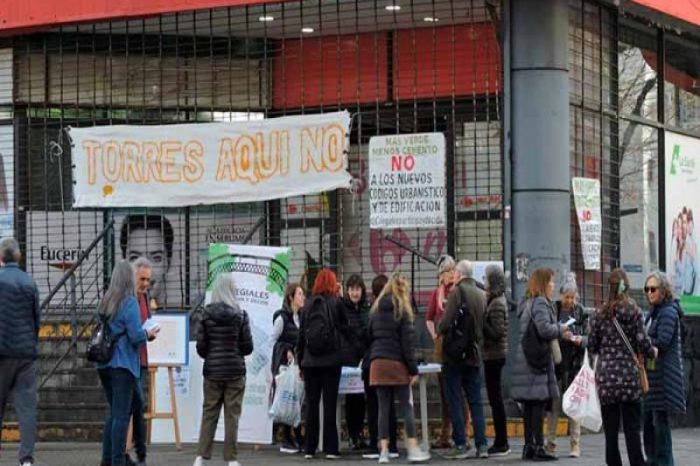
[
  {"left": 562, "top": 349, "right": 602, "bottom": 432},
  {"left": 269, "top": 363, "right": 304, "bottom": 427}
]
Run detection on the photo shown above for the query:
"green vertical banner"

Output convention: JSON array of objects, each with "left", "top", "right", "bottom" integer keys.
[
  {"left": 665, "top": 132, "right": 700, "bottom": 314},
  {"left": 205, "top": 243, "right": 291, "bottom": 443}
]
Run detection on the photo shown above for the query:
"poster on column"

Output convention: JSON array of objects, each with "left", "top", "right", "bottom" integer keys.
[
  {"left": 665, "top": 132, "right": 700, "bottom": 314},
  {"left": 206, "top": 243, "right": 291, "bottom": 443},
  {"left": 572, "top": 177, "right": 602, "bottom": 271},
  {"left": 368, "top": 133, "right": 446, "bottom": 229}
]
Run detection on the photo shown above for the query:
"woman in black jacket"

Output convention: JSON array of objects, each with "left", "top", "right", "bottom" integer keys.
[
  {"left": 296, "top": 268, "right": 349, "bottom": 459},
  {"left": 271, "top": 283, "right": 305, "bottom": 454},
  {"left": 340, "top": 274, "right": 370, "bottom": 450},
  {"left": 193, "top": 275, "right": 253, "bottom": 466},
  {"left": 368, "top": 273, "right": 430, "bottom": 464}
]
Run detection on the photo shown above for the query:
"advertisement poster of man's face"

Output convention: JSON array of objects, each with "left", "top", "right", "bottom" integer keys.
[{"left": 119, "top": 213, "right": 176, "bottom": 306}]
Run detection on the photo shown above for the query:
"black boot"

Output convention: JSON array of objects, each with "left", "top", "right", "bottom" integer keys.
[
  {"left": 522, "top": 444, "right": 535, "bottom": 460},
  {"left": 533, "top": 445, "right": 558, "bottom": 461}
]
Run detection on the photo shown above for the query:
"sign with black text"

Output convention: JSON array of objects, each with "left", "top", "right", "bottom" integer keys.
[{"left": 368, "top": 133, "right": 446, "bottom": 229}]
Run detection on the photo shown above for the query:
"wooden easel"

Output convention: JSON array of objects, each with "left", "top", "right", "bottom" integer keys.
[{"left": 144, "top": 365, "right": 182, "bottom": 450}]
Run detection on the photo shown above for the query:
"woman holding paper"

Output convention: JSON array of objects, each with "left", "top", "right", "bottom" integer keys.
[
  {"left": 97, "top": 261, "right": 158, "bottom": 466},
  {"left": 193, "top": 275, "right": 254, "bottom": 466}
]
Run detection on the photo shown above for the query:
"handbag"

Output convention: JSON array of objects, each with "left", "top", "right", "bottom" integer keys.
[
  {"left": 551, "top": 339, "right": 562, "bottom": 365},
  {"left": 612, "top": 317, "right": 649, "bottom": 394}
]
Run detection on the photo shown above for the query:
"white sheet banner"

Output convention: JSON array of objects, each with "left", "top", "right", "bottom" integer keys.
[
  {"left": 572, "top": 177, "right": 602, "bottom": 271},
  {"left": 69, "top": 112, "right": 352, "bottom": 207},
  {"left": 205, "top": 243, "right": 290, "bottom": 444},
  {"left": 368, "top": 132, "right": 446, "bottom": 229}
]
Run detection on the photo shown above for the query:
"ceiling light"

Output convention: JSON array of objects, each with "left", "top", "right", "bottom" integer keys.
[
  {"left": 301, "top": 27, "right": 314, "bottom": 33},
  {"left": 423, "top": 17, "right": 439, "bottom": 22},
  {"left": 258, "top": 15, "right": 274, "bottom": 22},
  {"left": 385, "top": 4, "right": 401, "bottom": 11}
]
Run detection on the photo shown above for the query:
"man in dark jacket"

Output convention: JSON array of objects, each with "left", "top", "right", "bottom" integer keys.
[
  {"left": 438, "top": 259, "right": 488, "bottom": 459},
  {"left": 0, "top": 238, "right": 41, "bottom": 466}
]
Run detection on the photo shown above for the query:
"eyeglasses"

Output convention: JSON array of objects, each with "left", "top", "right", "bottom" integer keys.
[{"left": 644, "top": 286, "right": 659, "bottom": 294}]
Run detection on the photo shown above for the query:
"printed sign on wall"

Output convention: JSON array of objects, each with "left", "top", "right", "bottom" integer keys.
[
  {"left": 572, "top": 177, "right": 602, "bottom": 271},
  {"left": 368, "top": 133, "right": 446, "bottom": 229}
]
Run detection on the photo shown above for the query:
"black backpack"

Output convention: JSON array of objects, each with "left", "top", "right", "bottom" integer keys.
[
  {"left": 305, "top": 296, "right": 337, "bottom": 356},
  {"left": 86, "top": 313, "right": 125, "bottom": 364},
  {"left": 521, "top": 299, "right": 550, "bottom": 374},
  {"left": 443, "top": 287, "right": 477, "bottom": 363}
]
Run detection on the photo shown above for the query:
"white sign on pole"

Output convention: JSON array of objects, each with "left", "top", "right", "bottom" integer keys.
[
  {"left": 69, "top": 112, "right": 352, "bottom": 207},
  {"left": 368, "top": 133, "right": 446, "bottom": 229},
  {"left": 146, "top": 313, "right": 189, "bottom": 366},
  {"left": 572, "top": 177, "right": 602, "bottom": 270}
]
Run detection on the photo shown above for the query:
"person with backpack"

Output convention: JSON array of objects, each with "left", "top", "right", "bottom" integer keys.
[
  {"left": 642, "top": 271, "right": 685, "bottom": 466},
  {"left": 295, "top": 268, "right": 349, "bottom": 459},
  {"left": 367, "top": 273, "right": 430, "bottom": 464},
  {"left": 340, "top": 274, "right": 370, "bottom": 451},
  {"left": 587, "top": 269, "right": 656, "bottom": 466},
  {"left": 193, "top": 274, "right": 254, "bottom": 466},
  {"left": 96, "top": 261, "right": 158, "bottom": 466},
  {"left": 510, "top": 267, "right": 570, "bottom": 462},
  {"left": 481, "top": 264, "right": 510, "bottom": 457},
  {"left": 271, "top": 283, "right": 305, "bottom": 454},
  {"left": 362, "top": 274, "right": 400, "bottom": 460},
  {"left": 437, "top": 260, "right": 488, "bottom": 459}
]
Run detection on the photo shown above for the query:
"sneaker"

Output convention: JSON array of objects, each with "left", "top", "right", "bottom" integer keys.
[
  {"left": 378, "top": 449, "right": 390, "bottom": 464},
  {"left": 522, "top": 444, "right": 535, "bottom": 460},
  {"left": 280, "top": 442, "right": 300, "bottom": 454},
  {"left": 407, "top": 447, "right": 431, "bottom": 463},
  {"left": 227, "top": 462, "right": 241, "bottom": 466},
  {"left": 19, "top": 460, "right": 34, "bottom": 466},
  {"left": 476, "top": 446, "right": 489, "bottom": 459},
  {"left": 363, "top": 450, "right": 380, "bottom": 460},
  {"left": 569, "top": 445, "right": 581, "bottom": 458},
  {"left": 325, "top": 453, "right": 341, "bottom": 459},
  {"left": 442, "top": 445, "right": 470, "bottom": 460},
  {"left": 545, "top": 441, "right": 557, "bottom": 454},
  {"left": 304, "top": 454, "right": 315, "bottom": 460},
  {"left": 488, "top": 444, "right": 511, "bottom": 457},
  {"left": 533, "top": 446, "right": 558, "bottom": 461},
  {"left": 125, "top": 455, "right": 137, "bottom": 466},
  {"left": 389, "top": 451, "right": 400, "bottom": 459}
]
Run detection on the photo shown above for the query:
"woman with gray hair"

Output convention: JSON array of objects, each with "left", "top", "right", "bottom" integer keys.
[
  {"left": 193, "top": 274, "right": 253, "bottom": 466},
  {"left": 97, "top": 261, "right": 158, "bottom": 466},
  {"left": 642, "top": 271, "right": 686, "bottom": 466},
  {"left": 482, "top": 264, "right": 510, "bottom": 456},
  {"left": 546, "top": 272, "right": 588, "bottom": 458}
]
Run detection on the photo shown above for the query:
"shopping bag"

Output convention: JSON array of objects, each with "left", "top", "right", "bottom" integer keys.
[
  {"left": 562, "top": 349, "right": 602, "bottom": 432},
  {"left": 269, "top": 363, "right": 304, "bottom": 427}
]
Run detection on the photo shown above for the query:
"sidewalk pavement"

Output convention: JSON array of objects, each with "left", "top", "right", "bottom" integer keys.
[{"left": 1, "top": 428, "right": 699, "bottom": 466}]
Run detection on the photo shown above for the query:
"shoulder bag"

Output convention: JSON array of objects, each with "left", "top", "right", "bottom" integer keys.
[{"left": 612, "top": 317, "right": 649, "bottom": 394}]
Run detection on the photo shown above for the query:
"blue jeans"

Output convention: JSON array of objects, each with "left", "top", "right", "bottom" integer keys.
[
  {"left": 99, "top": 368, "right": 139, "bottom": 466},
  {"left": 445, "top": 364, "right": 487, "bottom": 448},
  {"left": 0, "top": 358, "right": 37, "bottom": 463},
  {"left": 644, "top": 408, "right": 675, "bottom": 466},
  {"left": 129, "top": 368, "right": 147, "bottom": 461}
]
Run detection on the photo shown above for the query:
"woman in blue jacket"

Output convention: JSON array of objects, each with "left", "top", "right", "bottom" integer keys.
[
  {"left": 97, "top": 261, "right": 158, "bottom": 466},
  {"left": 643, "top": 271, "right": 686, "bottom": 466}
]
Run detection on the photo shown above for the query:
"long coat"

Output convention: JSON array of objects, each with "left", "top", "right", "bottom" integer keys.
[
  {"left": 510, "top": 296, "right": 562, "bottom": 402},
  {"left": 645, "top": 299, "right": 686, "bottom": 414}
]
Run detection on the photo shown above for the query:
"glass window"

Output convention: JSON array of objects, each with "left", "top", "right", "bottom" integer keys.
[
  {"left": 664, "top": 32, "right": 700, "bottom": 134},
  {"left": 619, "top": 20, "right": 658, "bottom": 122}
]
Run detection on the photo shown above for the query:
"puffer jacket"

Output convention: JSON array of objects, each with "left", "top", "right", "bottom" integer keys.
[
  {"left": 645, "top": 299, "right": 686, "bottom": 413},
  {"left": 367, "top": 294, "right": 418, "bottom": 376},
  {"left": 340, "top": 296, "right": 370, "bottom": 367},
  {"left": 510, "top": 296, "right": 562, "bottom": 402},
  {"left": 0, "top": 263, "right": 40, "bottom": 359},
  {"left": 196, "top": 302, "right": 254, "bottom": 380},
  {"left": 482, "top": 294, "right": 508, "bottom": 361},
  {"left": 587, "top": 297, "right": 654, "bottom": 406}
]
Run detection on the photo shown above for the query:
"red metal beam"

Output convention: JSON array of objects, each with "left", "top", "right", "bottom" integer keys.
[
  {"left": 0, "top": 0, "right": 290, "bottom": 34},
  {"left": 629, "top": 0, "right": 700, "bottom": 26}
]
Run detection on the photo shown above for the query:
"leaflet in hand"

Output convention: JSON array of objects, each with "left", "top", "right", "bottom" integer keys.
[
  {"left": 564, "top": 317, "right": 577, "bottom": 327},
  {"left": 143, "top": 318, "right": 161, "bottom": 333}
]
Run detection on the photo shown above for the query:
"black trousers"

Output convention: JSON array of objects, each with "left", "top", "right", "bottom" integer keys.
[
  {"left": 345, "top": 393, "right": 366, "bottom": 441},
  {"left": 362, "top": 368, "right": 397, "bottom": 451},
  {"left": 304, "top": 366, "right": 342, "bottom": 456},
  {"left": 522, "top": 400, "right": 546, "bottom": 447},
  {"left": 484, "top": 359, "right": 508, "bottom": 448},
  {"left": 601, "top": 401, "right": 645, "bottom": 466}
]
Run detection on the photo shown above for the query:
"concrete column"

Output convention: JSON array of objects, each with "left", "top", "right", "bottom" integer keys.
[{"left": 510, "top": 0, "right": 570, "bottom": 302}]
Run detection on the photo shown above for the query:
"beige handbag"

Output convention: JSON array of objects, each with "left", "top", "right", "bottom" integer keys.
[{"left": 550, "top": 339, "right": 562, "bottom": 365}]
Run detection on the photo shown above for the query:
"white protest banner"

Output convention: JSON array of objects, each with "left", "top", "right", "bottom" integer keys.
[
  {"left": 69, "top": 112, "right": 352, "bottom": 207},
  {"left": 206, "top": 243, "right": 291, "bottom": 444},
  {"left": 369, "top": 133, "right": 446, "bottom": 229},
  {"left": 572, "top": 177, "right": 602, "bottom": 270}
]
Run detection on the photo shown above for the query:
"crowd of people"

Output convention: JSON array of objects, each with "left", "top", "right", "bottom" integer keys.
[{"left": 0, "top": 234, "right": 688, "bottom": 466}]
